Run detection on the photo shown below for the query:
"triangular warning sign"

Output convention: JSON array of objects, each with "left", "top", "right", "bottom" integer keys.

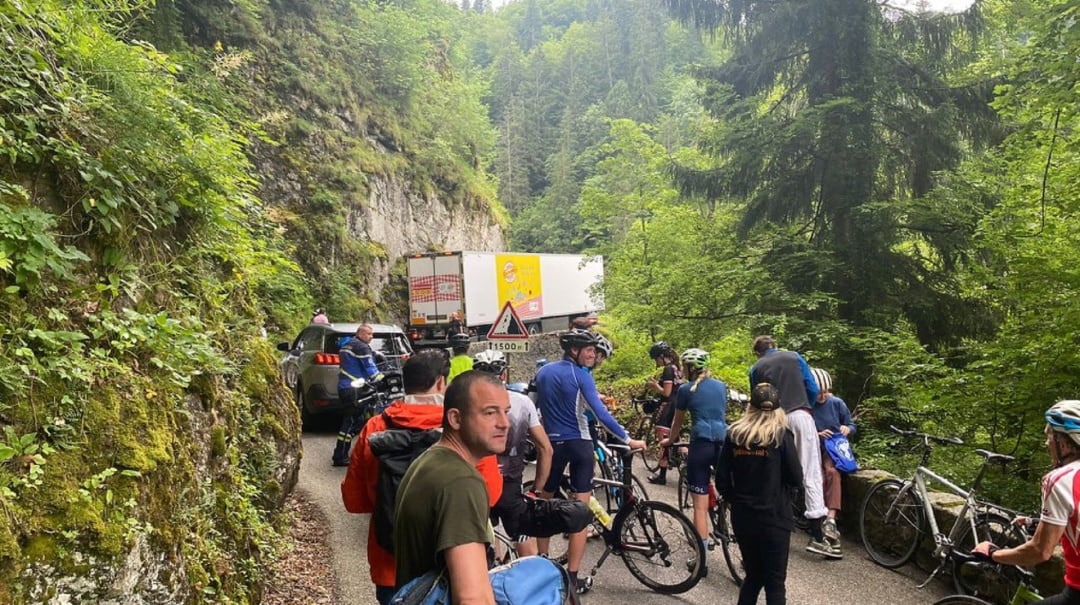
[{"left": 487, "top": 301, "right": 530, "bottom": 340}]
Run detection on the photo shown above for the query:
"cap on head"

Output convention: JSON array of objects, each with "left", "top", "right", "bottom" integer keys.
[{"left": 750, "top": 383, "right": 781, "bottom": 411}]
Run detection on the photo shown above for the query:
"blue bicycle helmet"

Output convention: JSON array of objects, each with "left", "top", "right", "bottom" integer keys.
[{"left": 1046, "top": 400, "right": 1080, "bottom": 441}]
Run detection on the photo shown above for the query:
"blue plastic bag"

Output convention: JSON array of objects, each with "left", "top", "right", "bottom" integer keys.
[{"left": 824, "top": 433, "right": 858, "bottom": 474}]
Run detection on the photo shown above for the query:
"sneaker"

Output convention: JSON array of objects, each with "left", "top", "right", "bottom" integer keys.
[
  {"left": 806, "top": 538, "right": 832, "bottom": 557},
  {"left": 574, "top": 577, "right": 593, "bottom": 595},
  {"left": 647, "top": 474, "right": 667, "bottom": 486},
  {"left": 822, "top": 518, "right": 840, "bottom": 542},
  {"left": 824, "top": 539, "right": 844, "bottom": 560}
]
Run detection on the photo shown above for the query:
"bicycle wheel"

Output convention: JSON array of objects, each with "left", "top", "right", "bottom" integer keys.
[
  {"left": 951, "top": 512, "right": 1027, "bottom": 601},
  {"left": 931, "top": 597, "right": 992, "bottom": 605},
  {"left": 677, "top": 471, "right": 691, "bottom": 510},
  {"left": 491, "top": 530, "right": 519, "bottom": 567},
  {"left": 711, "top": 500, "right": 744, "bottom": 586},
  {"left": 618, "top": 500, "right": 705, "bottom": 594},
  {"left": 860, "top": 478, "right": 924, "bottom": 568}
]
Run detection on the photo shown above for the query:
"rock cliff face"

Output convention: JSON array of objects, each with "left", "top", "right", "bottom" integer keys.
[{"left": 356, "top": 175, "right": 506, "bottom": 305}]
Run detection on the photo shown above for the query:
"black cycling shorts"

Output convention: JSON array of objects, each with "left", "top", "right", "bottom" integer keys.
[
  {"left": 545, "top": 439, "right": 594, "bottom": 494},
  {"left": 686, "top": 439, "right": 723, "bottom": 494},
  {"left": 655, "top": 401, "right": 676, "bottom": 429},
  {"left": 491, "top": 478, "right": 530, "bottom": 539}
]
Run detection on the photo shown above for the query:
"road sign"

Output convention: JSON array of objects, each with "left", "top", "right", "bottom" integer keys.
[
  {"left": 487, "top": 340, "right": 530, "bottom": 353},
  {"left": 487, "top": 301, "right": 530, "bottom": 340}
]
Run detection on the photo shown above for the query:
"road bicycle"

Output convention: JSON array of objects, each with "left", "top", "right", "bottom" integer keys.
[
  {"left": 534, "top": 444, "right": 706, "bottom": 594},
  {"left": 931, "top": 551, "right": 1043, "bottom": 605},
  {"left": 524, "top": 429, "right": 649, "bottom": 512},
  {"left": 670, "top": 439, "right": 744, "bottom": 586},
  {"left": 491, "top": 528, "right": 520, "bottom": 567},
  {"left": 628, "top": 396, "right": 663, "bottom": 473},
  {"left": 860, "top": 426, "right": 1029, "bottom": 602}
]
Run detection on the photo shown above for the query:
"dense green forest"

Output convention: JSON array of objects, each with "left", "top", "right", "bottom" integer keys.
[
  {"left": 473, "top": 0, "right": 1079, "bottom": 507},
  {"left": 1, "top": 0, "right": 1079, "bottom": 600}
]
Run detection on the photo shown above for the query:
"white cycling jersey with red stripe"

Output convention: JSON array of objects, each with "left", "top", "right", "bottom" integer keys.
[{"left": 1041, "top": 458, "right": 1080, "bottom": 589}]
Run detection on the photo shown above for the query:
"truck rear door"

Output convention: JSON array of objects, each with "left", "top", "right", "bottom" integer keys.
[{"left": 407, "top": 253, "right": 463, "bottom": 327}]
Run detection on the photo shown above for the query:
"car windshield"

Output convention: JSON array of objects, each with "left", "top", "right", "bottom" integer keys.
[{"left": 327, "top": 332, "right": 408, "bottom": 357}]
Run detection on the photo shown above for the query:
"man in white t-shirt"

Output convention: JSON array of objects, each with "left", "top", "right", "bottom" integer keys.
[
  {"left": 974, "top": 399, "right": 1080, "bottom": 604},
  {"left": 473, "top": 350, "right": 553, "bottom": 556}
]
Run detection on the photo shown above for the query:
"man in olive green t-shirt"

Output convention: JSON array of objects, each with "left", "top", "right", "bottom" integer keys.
[{"left": 394, "top": 370, "right": 511, "bottom": 604}]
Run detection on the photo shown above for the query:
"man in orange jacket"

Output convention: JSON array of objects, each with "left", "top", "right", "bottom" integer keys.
[{"left": 341, "top": 349, "right": 504, "bottom": 605}]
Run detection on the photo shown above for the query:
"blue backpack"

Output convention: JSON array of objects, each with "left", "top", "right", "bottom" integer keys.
[
  {"left": 823, "top": 433, "right": 858, "bottom": 474},
  {"left": 390, "top": 555, "right": 572, "bottom": 605}
]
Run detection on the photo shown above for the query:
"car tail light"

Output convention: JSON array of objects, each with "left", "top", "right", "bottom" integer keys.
[{"left": 315, "top": 353, "right": 339, "bottom": 365}]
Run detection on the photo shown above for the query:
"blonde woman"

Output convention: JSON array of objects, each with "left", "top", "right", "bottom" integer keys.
[
  {"left": 659, "top": 348, "right": 727, "bottom": 573},
  {"left": 716, "top": 383, "right": 802, "bottom": 605}
]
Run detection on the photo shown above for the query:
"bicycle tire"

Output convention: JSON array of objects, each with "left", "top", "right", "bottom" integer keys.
[
  {"left": 677, "top": 471, "right": 691, "bottom": 510},
  {"left": 491, "top": 530, "right": 519, "bottom": 567},
  {"left": 712, "top": 500, "right": 744, "bottom": 586},
  {"left": 860, "top": 478, "right": 924, "bottom": 568},
  {"left": 951, "top": 512, "right": 1027, "bottom": 601},
  {"left": 931, "top": 596, "right": 993, "bottom": 605},
  {"left": 618, "top": 499, "right": 705, "bottom": 594}
]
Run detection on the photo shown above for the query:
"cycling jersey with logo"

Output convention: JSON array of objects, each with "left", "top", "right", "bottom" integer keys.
[{"left": 534, "top": 359, "right": 628, "bottom": 443}]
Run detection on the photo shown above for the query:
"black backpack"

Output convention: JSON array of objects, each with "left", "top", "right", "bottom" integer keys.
[{"left": 368, "top": 413, "right": 442, "bottom": 554}]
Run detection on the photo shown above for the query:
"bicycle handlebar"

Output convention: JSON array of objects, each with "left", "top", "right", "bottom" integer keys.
[{"left": 890, "top": 425, "right": 963, "bottom": 446}]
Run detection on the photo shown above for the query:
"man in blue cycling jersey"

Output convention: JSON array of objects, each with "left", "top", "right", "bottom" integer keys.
[
  {"left": 535, "top": 328, "right": 645, "bottom": 594},
  {"left": 333, "top": 324, "right": 385, "bottom": 466}
]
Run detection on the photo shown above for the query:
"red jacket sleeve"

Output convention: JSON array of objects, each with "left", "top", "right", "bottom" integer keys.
[{"left": 477, "top": 454, "right": 503, "bottom": 507}]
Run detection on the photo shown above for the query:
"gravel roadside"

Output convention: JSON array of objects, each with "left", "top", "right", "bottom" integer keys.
[{"left": 263, "top": 491, "right": 341, "bottom": 605}]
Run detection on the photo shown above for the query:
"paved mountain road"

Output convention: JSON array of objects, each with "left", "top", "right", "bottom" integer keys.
[{"left": 298, "top": 430, "right": 952, "bottom": 604}]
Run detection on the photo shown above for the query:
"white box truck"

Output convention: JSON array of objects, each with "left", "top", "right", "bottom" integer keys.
[{"left": 405, "top": 251, "right": 604, "bottom": 344}]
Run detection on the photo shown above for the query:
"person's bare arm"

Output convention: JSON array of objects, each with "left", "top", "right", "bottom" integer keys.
[
  {"left": 975, "top": 520, "right": 1064, "bottom": 567},
  {"left": 528, "top": 425, "right": 553, "bottom": 494},
  {"left": 444, "top": 542, "right": 495, "bottom": 605}
]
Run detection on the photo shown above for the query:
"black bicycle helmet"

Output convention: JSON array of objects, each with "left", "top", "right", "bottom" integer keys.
[
  {"left": 449, "top": 333, "right": 471, "bottom": 349},
  {"left": 648, "top": 341, "right": 674, "bottom": 360},
  {"left": 559, "top": 328, "right": 598, "bottom": 352}
]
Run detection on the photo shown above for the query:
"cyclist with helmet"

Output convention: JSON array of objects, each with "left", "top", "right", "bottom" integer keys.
[
  {"left": 659, "top": 348, "right": 728, "bottom": 567},
  {"left": 646, "top": 341, "right": 683, "bottom": 485},
  {"left": 446, "top": 332, "right": 472, "bottom": 382},
  {"left": 810, "top": 368, "right": 855, "bottom": 559},
  {"left": 474, "top": 350, "right": 555, "bottom": 556},
  {"left": 973, "top": 400, "right": 1080, "bottom": 604},
  {"left": 535, "top": 329, "right": 646, "bottom": 593}
]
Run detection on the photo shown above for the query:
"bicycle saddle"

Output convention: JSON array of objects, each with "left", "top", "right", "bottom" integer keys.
[{"left": 974, "top": 449, "right": 1015, "bottom": 465}]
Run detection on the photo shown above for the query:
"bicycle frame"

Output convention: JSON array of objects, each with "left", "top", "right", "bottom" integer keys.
[{"left": 904, "top": 465, "right": 981, "bottom": 559}]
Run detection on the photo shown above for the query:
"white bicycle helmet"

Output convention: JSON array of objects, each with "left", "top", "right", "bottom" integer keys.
[
  {"left": 680, "top": 348, "right": 710, "bottom": 371},
  {"left": 473, "top": 349, "right": 508, "bottom": 375},
  {"left": 811, "top": 368, "right": 832, "bottom": 394},
  {"left": 595, "top": 335, "right": 613, "bottom": 359},
  {"left": 1046, "top": 400, "right": 1080, "bottom": 446}
]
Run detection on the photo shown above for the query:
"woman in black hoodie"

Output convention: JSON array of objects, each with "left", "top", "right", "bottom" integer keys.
[{"left": 716, "top": 383, "right": 803, "bottom": 605}]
